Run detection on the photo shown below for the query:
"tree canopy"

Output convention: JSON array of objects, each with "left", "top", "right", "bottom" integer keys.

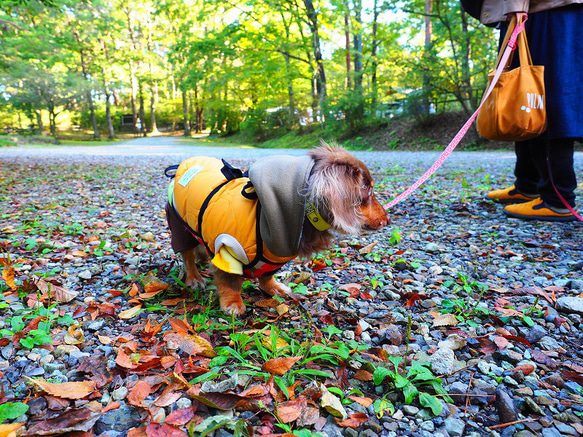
[{"left": 0, "top": 0, "right": 497, "bottom": 140}]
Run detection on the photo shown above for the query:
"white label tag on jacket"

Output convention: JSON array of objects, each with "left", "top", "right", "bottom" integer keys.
[{"left": 178, "top": 165, "right": 203, "bottom": 187}]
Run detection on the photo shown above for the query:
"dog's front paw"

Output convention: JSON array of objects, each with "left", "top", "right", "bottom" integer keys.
[
  {"left": 258, "top": 276, "right": 291, "bottom": 297},
  {"left": 184, "top": 276, "right": 206, "bottom": 290},
  {"left": 219, "top": 295, "right": 246, "bottom": 316}
]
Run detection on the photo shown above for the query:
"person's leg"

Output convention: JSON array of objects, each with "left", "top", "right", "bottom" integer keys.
[
  {"left": 486, "top": 140, "right": 539, "bottom": 203},
  {"left": 528, "top": 138, "right": 576, "bottom": 208},
  {"left": 513, "top": 139, "right": 541, "bottom": 196}
]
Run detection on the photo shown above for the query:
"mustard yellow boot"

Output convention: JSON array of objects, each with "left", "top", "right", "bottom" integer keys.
[
  {"left": 486, "top": 186, "right": 538, "bottom": 204},
  {"left": 504, "top": 198, "right": 578, "bottom": 222}
]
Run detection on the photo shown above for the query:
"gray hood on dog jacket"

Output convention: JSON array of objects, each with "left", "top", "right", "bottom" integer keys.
[{"left": 248, "top": 155, "right": 315, "bottom": 257}]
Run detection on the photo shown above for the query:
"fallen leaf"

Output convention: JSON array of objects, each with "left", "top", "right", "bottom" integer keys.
[
  {"left": 339, "top": 283, "right": 361, "bottom": 298},
  {"left": 115, "top": 348, "right": 137, "bottom": 369},
  {"left": 20, "top": 408, "right": 101, "bottom": 436},
  {"left": 101, "top": 401, "right": 121, "bottom": 413},
  {"left": 508, "top": 364, "right": 535, "bottom": 376},
  {"left": 165, "top": 407, "right": 197, "bottom": 426},
  {"left": 432, "top": 313, "right": 458, "bottom": 327},
  {"left": 255, "top": 299, "right": 280, "bottom": 308},
  {"left": 353, "top": 370, "right": 373, "bottom": 381},
  {"left": 1, "top": 266, "right": 16, "bottom": 290},
  {"left": 0, "top": 423, "right": 24, "bottom": 437},
  {"left": 168, "top": 317, "right": 193, "bottom": 335},
  {"left": 358, "top": 241, "right": 378, "bottom": 254},
  {"left": 145, "top": 423, "right": 188, "bottom": 437},
  {"left": 144, "top": 280, "right": 169, "bottom": 294},
  {"left": 346, "top": 395, "right": 373, "bottom": 407},
  {"left": 154, "top": 385, "right": 183, "bottom": 407},
  {"left": 320, "top": 385, "right": 347, "bottom": 419},
  {"left": 127, "top": 380, "right": 151, "bottom": 407},
  {"left": 161, "top": 356, "right": 177, "bottom": 369},
  {"left": 98, "top": 335, "right": 113, "bottom": 345},
  {"left": 64, "top": 325, "right": 85, "bottom": 345},
  {"left": 261, "top": 335, "right": 289, "bottom": 352},
  {"left": 118, "top": 305, "right": 142, "bottom": 319},
  {"left": 277, "top": 397, "right": 307, "bottom": 423},
  {"left": 262, "top": 356, "right": 302, "bottom": 376},
  {"left": 28, "top": 378, "right": 96, "bottom": 400},
  {"left": 33, "top": 277, "right": 79, "bottom": 302},
  {"left": 165, "top": 333, "right": 216, "bottom": 358},
  {"left": 276, "top": 303, "right": 289, "bottom": 316},
  {"left": 335, "top": 412, "right": 369, "bottom": 428}
]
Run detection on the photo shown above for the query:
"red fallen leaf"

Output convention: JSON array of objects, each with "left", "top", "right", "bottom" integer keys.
[
  {"left": 144, "top": 280, "right": 169, "bottom": 294},
  {"left": 127, "top": 380, "right": 151, "bottom": 407},
  {"left": 360, "top": 291, "right": 374, "bottom": 300},
  {"left": 256, "top": 299, "right": 280, "bottom": 308},
  {"left": 107, "top": 289, "right": 124, "bottom": 297},
  {"left": 297, "top": 406, "right": 321, "bottom": 427},
  {"left": 20, "top": 408, "right": 101, "bottom": 436},
  {"left": 165, "top": 407, "right": 197, "bottom": 426},
  {"left": 406, "top": 293, "right": 422, "bottom": 308},
  {"left": 191, "top": 392, "right": 246, "bottom": 410},
  {"left": 508, "top": 364, "right": 535, "bottom": 376},
  {"left": 561, "top": 370, "right": 583, "bottom": 386},
  {"left": 319, "top": 314, "right": 334, "bottom": 325},
  {"left": 128, "top": 283, "right": 140, "bottom": 297},
  {"left": 154, "top": 385, "right": 183, "bottom": 407},
  {"left": 146, "top": 423, "right": 188, "bottom": 437},
  {"left": 476, "top": 337, "right": 496, "bottom": 355},
  {"left": 310, "top": 258, "right": 328, "bottom": 273},
  {"left": 335, "top": 412, "right": 369, "bottom": 428},
  {"left": 339, "top": 283, "right": 361, "bottom": 298},
  {"left": 102, "top": 401, "right": 121, "bottom": 413},
  {"left": 115, "top": 348, "right": 137, "bottom": 369},
  {"left": 353, "top": 370, "right": 373, "bottom": 381},
  {"left": 277, "top": 397, "right": 307, "bottom": 423},
  {"left": 45, "top": 395, "right": 70, "bottom": 410},
  {"left": 262, "top": 356, "right": 302, "bottom": 376},
  {"left": 354, "top": 324, "right": 363, "bottom": 336},
  {"left": 502, "top": 334, "right": 532, "bottom": 348},
  {"left": 564, "top": 362, "right": 583, "bottom": 373},
  {"left": 161, "top": 356, "right": 177, "bottom": 369},
  {"left": 168, "top": 317, "right": 193, "bottom": 335}
]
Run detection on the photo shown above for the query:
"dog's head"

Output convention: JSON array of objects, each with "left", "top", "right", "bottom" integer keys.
[{"left": 307, "top": 142, "right": 389, "bottom": 234}]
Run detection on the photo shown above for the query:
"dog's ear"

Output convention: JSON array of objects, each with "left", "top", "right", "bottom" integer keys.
[{"left": 308, "top": 145, "right": 365, "bottom": 234}]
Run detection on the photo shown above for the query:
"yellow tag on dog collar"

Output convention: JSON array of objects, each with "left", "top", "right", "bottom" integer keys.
[{"left": 305, "top": 202, "right": 332, "bottom": 231}]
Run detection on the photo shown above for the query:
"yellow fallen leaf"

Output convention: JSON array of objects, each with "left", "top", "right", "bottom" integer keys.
[
  {"left": 118, "top": 305, "right": 142, "bottom": 319},
  {"left": 1, "top": 266, "right": 16, "bottom": 290},
  {"left": 261, "top": 335, "right": 289, "bottom": 352},
  {"left": 320, "top": 384, "right": 347, "bottom": 419},
  {"left": 432, "top": 313, "right": 458, "bottom": 327},
  {"left": 276, "top": 304, "right": 289, "bottom": 316},
  {"left": 28, "top": 378, "right": 96, "bottom": 399},
  {"left": 98, "top": 335, "right": 113, "bottom": 345},
  {"left": 0, "top": 422, "right": 24, "bottom": 437},
  {"left": 64, "top": 325, "right": 85, "bottom": 345}
]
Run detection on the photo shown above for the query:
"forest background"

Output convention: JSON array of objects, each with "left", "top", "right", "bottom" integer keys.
[{"left": 0, "top": 0, "right": 499, "bottom": 149}]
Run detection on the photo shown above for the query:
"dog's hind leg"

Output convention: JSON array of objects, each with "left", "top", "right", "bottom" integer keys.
[
  {"left": 213, "top": 268, "right": 246, "bottom": 316},
  {"left": 181, "top": 247, "right": 206, "bottom": 290},
  {"left": 258, "top": 275, "right": 291, "bottom": 297}
]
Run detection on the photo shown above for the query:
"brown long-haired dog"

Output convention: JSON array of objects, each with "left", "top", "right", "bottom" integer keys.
[{"left": 165, "top": 142, "right": 388, "bottom": 316}]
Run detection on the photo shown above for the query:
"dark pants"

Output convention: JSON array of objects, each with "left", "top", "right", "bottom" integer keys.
[{"left": 514, "top": 137, "right": 576, "bottom": 208}]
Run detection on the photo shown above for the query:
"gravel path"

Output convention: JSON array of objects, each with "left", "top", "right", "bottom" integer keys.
[{"left": 1, "top": 139, "right": 582, "bottom": 437}]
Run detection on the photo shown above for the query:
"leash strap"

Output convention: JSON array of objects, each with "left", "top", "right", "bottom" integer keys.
[
  {"left": 384, "top": 14, "right": 526, "bottom": 210},
  {"left": 546, "top": 155, "right": 583, "bottom": 222}
]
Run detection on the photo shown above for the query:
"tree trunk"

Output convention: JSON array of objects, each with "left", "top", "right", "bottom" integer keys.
[
  {"left": 75, "top": 31, "right": 99, "bottom": 140},
  {"left": 423, "top": 0, "right": 433, "bottom": 113},
  {"left": 303, "top": 0, "right": 327, "bottom": 125},
  {"left": 36, "top": 111, "right": 45, "bottom": 135},
  {"left": 105, "top": 93, "right": 115, "bottom": 139},
  {"left": 139, "top": 84, "right": 146, "bottom": 137},
  {"left": 279, "top": 10, "right": 297, "bottom": 127},
  {"left": 150, "top": 82, "right": 159, "bottom": 134},
  {"left": 460, "top": 7, "right": 474, "bottom": 110},
  {"left": 129, "top": 63, "right": 139, "bottom": 134},
  {"left": 343, "top": 0, "right": 352, "bottom": 90},
  {"left": 352, "top": 0, "right": 364, "bottom": 123},
  {"left": 371, "top": 0, "right": 380, "bottom": 110},
  {"left": 182, "top": 89, "right": 191, "bottom": 136}
]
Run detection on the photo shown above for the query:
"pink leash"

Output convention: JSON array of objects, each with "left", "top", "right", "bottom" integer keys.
[{"left": 384, "top": 15, "right": 526, "bottom": 211}]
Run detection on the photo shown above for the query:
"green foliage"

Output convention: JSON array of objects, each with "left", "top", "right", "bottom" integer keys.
[
  {"left": 372, "top": 356, "right": 452, "bottom": 416},
  {"left": 0, "top": 401, "right": 29, "bottom": 424}
]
